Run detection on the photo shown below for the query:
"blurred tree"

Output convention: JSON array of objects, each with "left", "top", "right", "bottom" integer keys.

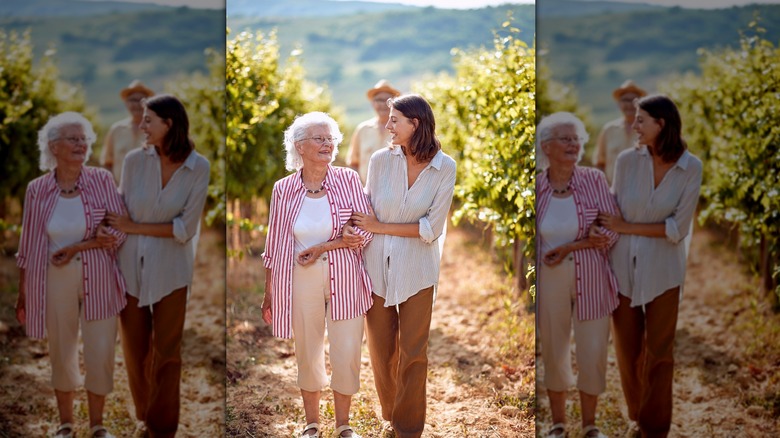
[
  {"left": 167, "top": 47, "right": 226, "bottom": 228},
  {"left": 0, "top": 30, "right": 88, "bottom": 226},
  {"left": 663, "top": 21, "right": 780, "bottom": 302},
  {"left": 417, "top": 20, "right": 535, "bottom": 293}
]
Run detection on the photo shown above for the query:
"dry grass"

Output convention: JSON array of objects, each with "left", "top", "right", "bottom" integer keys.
[
  {"left": 0, "top": 225, "right": 226, "bottom": 437},
  {"left": 535, "top": 225, "right": 780, "bottom": 437},
  {"left": 226, "top": 221, "right": 536, "bottom": 437}
]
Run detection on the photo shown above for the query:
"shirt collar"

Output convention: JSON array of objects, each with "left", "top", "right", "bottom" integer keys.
[
  {"left": 639, "top": 146, "right": 691, "bottom": 169},
  {"left": 43, "top": 166, "right": 88, "bottom": 194},
  {"left": 144, "top": 146, "right": 198, "bottom": 170},
  {"left": 390, "top": 146, "right": 444, "bottom": 170}
]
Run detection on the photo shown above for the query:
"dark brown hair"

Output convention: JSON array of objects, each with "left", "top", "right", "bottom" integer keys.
[
  {"left": 388, "top": 94, "right": 441, "bottom": 162},
  {"left": 636, "top": 94, "right": 687, "bottom": 163},
  {"left": 143, "top": 94, "right": 194, "bottom": 163}
]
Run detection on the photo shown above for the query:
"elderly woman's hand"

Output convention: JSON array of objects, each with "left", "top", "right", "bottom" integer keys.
[
  {"left": 105, "top": 211, "right": 135, "bottom": 234},
  {"left": 261, "top": 290, "right": 272, "bottom": 325},
  {"left": 587, "top": 223, "right": 610, "bottom": 249},
  {"left": 543, "top": 245, "right": 569, "bottom": 266},
  {"left": 598, "top": 212, "right": 626, "bottom": 233},
  {"left": 15, "top": 287, "right": 25, "bottom": 325},
  {"left": 297, "top": 245, "right": 324, "bottom": 266},
  {"left": 342, "top": 224, "right": 364, "bottom": 249},
  {"left": 96, "top": 225, "right": 118, "bottom": 248},
  {"left": 51, "top": 245, "right": 80, "bottom": 266},
  {"left": 351, "top": 207, "right": 381, "bottom": 234}
]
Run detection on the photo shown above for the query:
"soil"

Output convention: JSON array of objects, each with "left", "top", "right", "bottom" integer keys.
[
  {"left": 535, "top": 225, "right": 780, "bottom": 437},
  {"left": 0, "top": 225, "right": 226, "bottom": 437},
  {"left": 226, "top": 223, "right": 536, "bottom": 437}
]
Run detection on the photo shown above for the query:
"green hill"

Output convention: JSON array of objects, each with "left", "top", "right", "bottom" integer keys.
[
  {"left": 538, "top": 4, "right": 780, "bottom": 127},
  {"left": 1, "top": 7, "right": 224, "bottom": 130},
  {"left": 228, "top": 4, "right": 535, "bottom": 126}
]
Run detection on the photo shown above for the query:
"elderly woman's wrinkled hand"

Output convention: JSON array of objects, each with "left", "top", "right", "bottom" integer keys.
[
  {"left": 297, "top": 245, "right": 323, "bottom": 266},
  {"left": 51, "top": 246, "right": 78, "bottom": 266},
  {"left": 96, "top": 225, "right": 118, "bottom": 248},
  {"left": 342, "top": 224, "right": 364, "bottom": 249},
  {"left": 351, "top": 206, "right": 380, "bottom": 233},
  {"left": 597, "top": 212, "right": 625, "bottom": 233},
  {"left": 543, "top": 246, "right": 568, "bottom": 266},
  {"left": 588, "top": 223, "right": 610, "bottom": 249},
  {"left": 261, "top": 291, "right": 272, "bottom": 325},
  {"left": 105, "top": 211, "right": 134, "bottom": 233}
]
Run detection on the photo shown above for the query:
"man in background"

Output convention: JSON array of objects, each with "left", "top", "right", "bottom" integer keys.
[
  {"left": 347, "top": 79, "right": 401, "bottom": 184},
  {"left": 101, "top": 79, "right": 154, "bottom": 184},
  {"left": 592, "top": 79, "right": 646, "bottom": 184}
]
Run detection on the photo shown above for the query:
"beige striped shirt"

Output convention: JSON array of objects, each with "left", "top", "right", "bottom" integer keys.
[{"left": 363, "top": 147, "right": 456, "bottom": 306}]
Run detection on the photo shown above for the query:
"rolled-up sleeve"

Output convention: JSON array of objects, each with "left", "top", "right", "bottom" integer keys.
[
  {"left": 664, "top": 160, "right": 702, "bottom": 244},
  {"left": 418, "top": 161, "right": 456, "bottom": 244},
  {"left": 172, "top": 159, "right": 211, "bottom": 244},
  {"left": 15, "top": 183, "right": 36, "bottom": 269}
]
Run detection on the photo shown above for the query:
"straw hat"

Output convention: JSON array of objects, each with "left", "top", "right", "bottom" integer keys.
[
  {"left": 612, "top": 80, "right": 647, "bottom": 100},
  {"left": 120, "top": 79, "right": 155, "bottom": 100},
  {"left": 366, "top": 79, "right": 401, "bottom": 100}
]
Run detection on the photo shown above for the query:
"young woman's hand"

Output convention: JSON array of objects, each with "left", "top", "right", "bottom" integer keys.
[
  {"left": 342, "top": 224, "right": 364, "bottom": 249},
  {"left": 105, "top": 211, "right": 135, "bottom": 233},
  {"left": 351, "top": 206, "right": 381, "bottom": 233},
  {"left": 587, "top": 223, "right": 610, "bottom": 249},
  {"left": 598, "top": 212, "right": 627, "bottom": 233}
]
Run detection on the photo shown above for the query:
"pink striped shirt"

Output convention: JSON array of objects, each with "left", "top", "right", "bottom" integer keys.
[
  {"left": 16, "top": 167, "right": 128, "bottom": 339},
  {"left": 536, "top": 166, "right": 620, "bottom": 320},
  {"left": 262, "top": 165, "right": 374, "bottom": 339}
]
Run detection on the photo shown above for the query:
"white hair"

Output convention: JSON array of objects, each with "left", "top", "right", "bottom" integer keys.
[
  {"left": 37, "top": 112, "right": 96, "bottom": 171},
  {"left": 283, "top": 112, "right": 343, "bottom": 171},
  {"left": 535, "top": 111, "right": 589, "bottom": 171}
]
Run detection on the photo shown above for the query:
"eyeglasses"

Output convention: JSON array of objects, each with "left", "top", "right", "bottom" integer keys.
[
  {"left": 58, "top": 136, "right": 88, "bottom": 144},
  {"left": 550, "top": 136, "right": 582, "bottom": 144},
  {"left": 299, "top": 136, "right": 336, "bottom": 145}
]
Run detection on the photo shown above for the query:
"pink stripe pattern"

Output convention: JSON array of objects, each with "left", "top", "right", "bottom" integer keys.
[
  {"left": 262, "top": 165, "right": 374, "bottom": 339},
  {"left": 537, "top": 166, "right": 621, "bottom": 320},
  {"left": 17, "top": 167, "right": 128, "bottom": 339}
]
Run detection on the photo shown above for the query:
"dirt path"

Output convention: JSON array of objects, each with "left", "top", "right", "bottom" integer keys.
[
  {"left": 535, "top": 225, "right": 780, "bottom": 437},
  {"left": 226, "top": 223, "right": 535, "bottom": 437},
  {"left": 0, "top": 225, "right": 226, "bottom": 437}
]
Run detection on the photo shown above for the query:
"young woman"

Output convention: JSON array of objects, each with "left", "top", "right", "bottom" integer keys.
[
  {"left": 351, "top": 94, "right": 456, "bottom": 438},
  {"left": 106, "top": 94, "right": 210, "bottom": 438},
  {"left": 599, "top": 95, "right": 703, "bottom": 437}
]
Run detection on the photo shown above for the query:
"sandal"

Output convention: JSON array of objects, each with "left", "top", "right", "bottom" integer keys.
[
  {"left": 90, "top": 425, "right": 116, "bottom": 438},
  {"left": 300, "top": 422, "right": 320, "bottom": 437},
  {"left": 55, "top": 423, "right": 74, "bottom": 438},
  {"left": 582, "top": 425, "right": 607, "bottom": 438},
  {"left": 548, "top": 423, "right": 566, "bottom": 437},
  {"left": 334, "top": 424, "right": 362, "bottom": 438}
]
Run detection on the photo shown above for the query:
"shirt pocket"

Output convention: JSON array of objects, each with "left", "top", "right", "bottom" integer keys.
[
  {"left": 582, "top": 206, "right": 599, "bottom": 228},
  {"left": 337, "top": 207, "right": 353, "bottom": 230}
]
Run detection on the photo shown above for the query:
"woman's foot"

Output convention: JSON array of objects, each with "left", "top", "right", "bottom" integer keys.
[
  {"left": 300, "top": 422, "right": 320, "bottom": 437},
  {"left": 334, "top": 424, "right": 361, "bottom": 438},
  {"left": 54, "top": 423, "right": 74, "bottom": 438},
  {"left": 90, "top": 425, "right": 116, "bottom": 438},
  {"left": 548, "top": 422, "right": 566, "bottom": 437},
  {"left": 582, "top": 424, "right": 607, "bottom": 438}
]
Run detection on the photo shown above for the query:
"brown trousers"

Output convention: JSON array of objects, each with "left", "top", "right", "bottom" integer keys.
[
  {"left": 120, "top": 288, "right": 187, "bottom": 438},
  {"left": 366, "top": 287, "right": 434, "bottom": 438},
  {"left": 612, "top": 288, "right": 680, "bottom": 438}
]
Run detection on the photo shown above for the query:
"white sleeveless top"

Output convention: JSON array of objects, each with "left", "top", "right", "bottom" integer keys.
[
  {"left": 539, "top": 194, "right": 578, "bottom": 255},
  {"left": 293, "top": 195, "right": 333, "bottom": 253},
  {"left": 47, "top": 195, "right": 86, "bottom": 258}
]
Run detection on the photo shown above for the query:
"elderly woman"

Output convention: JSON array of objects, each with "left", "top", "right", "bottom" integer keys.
[
  {"left": 105, "top": 94, "right": 210, "bottom": 438},
  {"left": 535, "top": 112, "right": 620, "bottom": 438},
  {"left": 598, "top": 95, "right": 702, "bottom": 437},
  {"left": 15, "top": 112, "right": 127, "bottom": 438},
  {"left": 261, "top": 112, "right": 373, "bottom": 438},
  {"left": 351, "top": 94, "right": 456, "bottom": 438}
]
